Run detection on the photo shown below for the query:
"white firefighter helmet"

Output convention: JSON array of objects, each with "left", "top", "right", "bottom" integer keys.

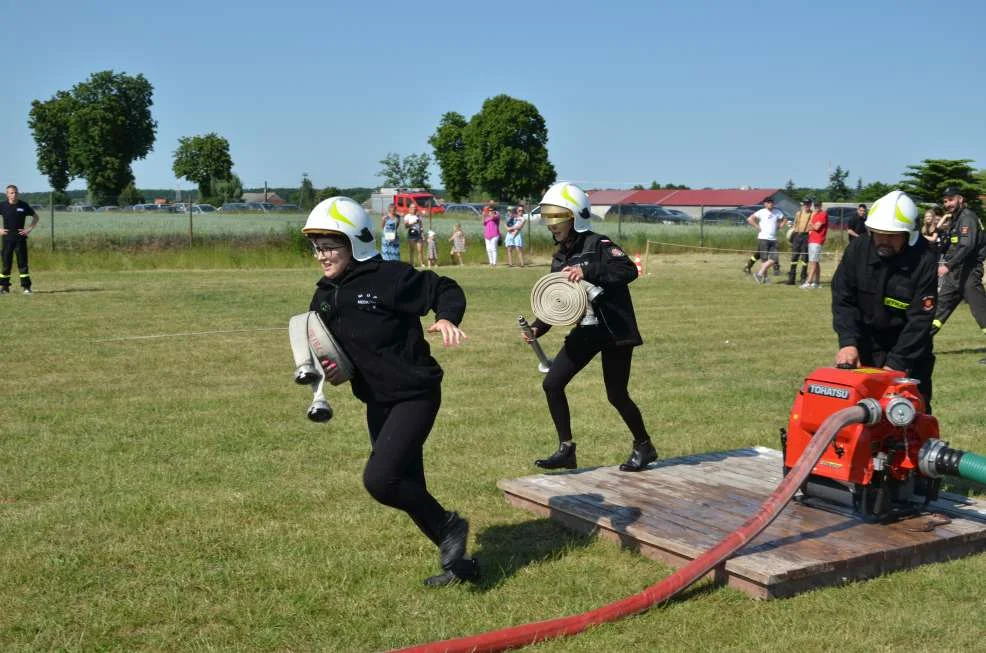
[
  {"left": 865, "top": 190, "right": 919, "bottom": 246},
  {"left": 303, "top": 197, "right": 379, "bottom": 261},
  {"left": 538, "top": 182, "right": 593, "bottom": 233}
]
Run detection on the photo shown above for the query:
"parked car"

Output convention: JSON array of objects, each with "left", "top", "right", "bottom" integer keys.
[
  {"left": 607, "top": 203, "right": 690, "bottom": 224},
  {"left": 95, "top": 205, "right": 120, "bottom": 212},
  {"left": 185, "top": 204, "right": 217, "bottom": 215},
  {"left": 69, "top": 204, "right": 95, "bottom": 212},
  {"left": 823, "top": 206, "right": 858, "bottom": 230},
  {"left": 738, "top": 204, "right": 793, "bottom": 220},
  {"left": 664, "top": 209, "right": 693, "bottom": 221},
  {"left": 442, "top": 203, "right": 483, "bottom": 218},
  {"left": 220, "top": 202, "right": 250, "bottom": 212},
  {"left": 701, "top": 208, "right": 753, "bottom": 225},
  {"left": 245, "top": 202, "right": 275, "bottom": 212},
  {"left": 273, "top": 203, "right": 301, "bottom": 212}
]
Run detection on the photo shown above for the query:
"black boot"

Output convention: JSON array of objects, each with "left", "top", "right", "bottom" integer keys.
[
  {"left": 619, "top": 440, "right": 658, "bottom": 472},
  {"left": 437, "top": 512, "right": 469, "bottom": 570},
  {"left": 424, "top": 557, "right": 479, "bottom": 588},
  {"left": 535, "top": 442, "right": 577, "bottom": 470},
  {"left": 786, "top": 266, "right": 797, "bottom": 285},
  {"left": 423, "top": 513, "right": 477, "bottom": 588}
]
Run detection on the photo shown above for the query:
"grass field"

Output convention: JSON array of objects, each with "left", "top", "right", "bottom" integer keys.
[{"left": 2, "top": 253, "right": 985, "bottom": 652}]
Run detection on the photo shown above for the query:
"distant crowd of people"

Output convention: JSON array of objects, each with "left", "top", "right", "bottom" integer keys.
[
  {"left": 378, "top": 199, "right": 529, "bottom": 269},
  {"left": 743, "top": 198, "right": 868, "bottom": 288}
]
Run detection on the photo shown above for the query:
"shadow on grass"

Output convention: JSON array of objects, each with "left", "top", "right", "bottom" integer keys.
[
  {"left": 30, "top": 287, "right": 108, "bottom": 294},
  {"left": 935, "top": 346, "right": 986, "bottom": 356},
  {"left": 470, "top": 517, "right": 595, "bottom": 592}
]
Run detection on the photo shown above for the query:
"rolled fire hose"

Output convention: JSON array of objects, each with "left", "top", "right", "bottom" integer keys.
[
  {"left": 390, "top": 402, "right": 878, "bottom": 653},
  {"left": 288, "top": 312, "right": 354, "bottom": 422},
  {"left": 530, "top": 272, "right": 604, "bottom": 326}
]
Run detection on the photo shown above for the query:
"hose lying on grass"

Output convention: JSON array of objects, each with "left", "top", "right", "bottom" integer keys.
[{"left": 390, "top": 403, "right": 877, "bottom": 653}]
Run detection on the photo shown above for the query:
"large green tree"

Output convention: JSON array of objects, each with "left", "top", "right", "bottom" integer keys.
[
  {"left": 298, "top": 174, "right": 316, "bottom": 210},
  {"left": 901, "top": 158, "right": 983, "bottom": 213},
  {"left": 827, "top": 165, "right": 851, "bottom": 201},
  {"left": 27, "top": 90, "right": 74, "bottom": 193},
  {"left": 172, "top": 133, "right": 234, "bottom": 202},
  {"left": 428, "top": 112, "right": 471, "bottom": 200},
  {"left": 31, "top": 70, "right": 157, "bottom": 206},
  {"left": 462, "top": 94, "right": 555, "bottom": 201},
  {"left": 855, "top": 181, "right": 894, "bottom": 203},
  {"left": 376, "top": 152, "right": 431, "bottom": 188},
  {"left": 212, "top": 173, "right": 243, "bottom": 206}
]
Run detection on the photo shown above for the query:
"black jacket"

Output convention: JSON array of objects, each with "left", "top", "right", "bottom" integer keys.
[
  {"left": 941, "top": 206, "right": 986, "bottom": 272},
  {"left": 831, "top": 235, "right": 937, "bottom": 373},
  {"left": 309, "top": 258, "right": 466, "bottom": 404},
  {"left": 531, "top": 231, "right": 642, "bottom": 347}
]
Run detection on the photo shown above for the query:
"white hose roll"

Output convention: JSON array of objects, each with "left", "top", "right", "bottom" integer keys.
[
  {"left": 530, "top": 272, "right": 589, "bottom": 326},
  {"left": 288, "top": 311, "right": 354, "bottom": 386}
]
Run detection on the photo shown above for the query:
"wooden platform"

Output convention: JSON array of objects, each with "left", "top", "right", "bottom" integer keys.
[{"left": 497, "top": 447, "right": 986, "bottom": 599}]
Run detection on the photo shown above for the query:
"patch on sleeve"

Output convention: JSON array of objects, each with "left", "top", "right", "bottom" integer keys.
[
  {"left": 921, "top": 295, "right": 936, "bottom": 312},
  {"left": 961, "top": 225, "right": 970, "bottom": 235},
  {"left": 608, "top": 247, "right": 625, "bottom": 257}
]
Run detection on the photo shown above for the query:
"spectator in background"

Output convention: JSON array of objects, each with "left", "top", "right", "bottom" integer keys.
[
  {"left": 505, "top": 205, "right": 526, "bottom": 267},
  {"left": 482, "top": 201, "right": 501, "bottom": 267},
  {"left": 802, "top": 199, "right": 829, "bottom": 289},
  {"left": 380, "top": 203, "right": 401, "bottom": 261},
  {"left": 404, "top": 204, "right": 424, "bottom": 268},
  {"left": 786, "top": 198, "right": 813, "bottom": 285},
  {"left": 449, "top": 223, "right": 466, "bottom": 266},
  {"left": 748, "top": 198, "right": 787, "bottom": 284},
  {"left": 426, "top": 230, "right": 438, "bottom": 268},
  {"left": 921, "top": 206, "right": 946, "bottom": 253},
  {"left": 847, "top": 204, "right": 867, "bottom": 240}
]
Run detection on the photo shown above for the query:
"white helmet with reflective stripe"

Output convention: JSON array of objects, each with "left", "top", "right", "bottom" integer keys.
[
  {"left": 303, "top": 197, "right": 379, "bottom": 261},
  {"left": 865, "top": 190, "right": 919, "bottom": 247},
  {"left": 539, "top": 182, "right": 592, "bottom": 233}
]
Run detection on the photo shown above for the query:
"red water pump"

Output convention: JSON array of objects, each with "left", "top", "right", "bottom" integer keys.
[{"left": 783, "top": 366, "right": 943, "bottom": 520}]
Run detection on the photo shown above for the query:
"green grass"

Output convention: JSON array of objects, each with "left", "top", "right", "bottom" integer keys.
[{"left": 2, "top": 254, "right": 985, "bottom": 652}]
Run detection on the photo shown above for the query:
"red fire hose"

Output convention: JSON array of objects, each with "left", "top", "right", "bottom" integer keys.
[{"left": 391, "top": 404, "right": 875, "bottom": 653}]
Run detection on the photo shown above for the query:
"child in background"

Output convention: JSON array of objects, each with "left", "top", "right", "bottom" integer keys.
[
  {"left": 450, "top": 223, "right": 466, "bottom": 266},
  {"left": 426, "top": 230, "right": 438, "bottom": 268}
]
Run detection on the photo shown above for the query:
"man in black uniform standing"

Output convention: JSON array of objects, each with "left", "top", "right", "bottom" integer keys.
[
  {"left": 832, "top": 190, "right": 938, "bottom": 409},
  {"left": 0, "top": 185, "right": 39, "bottom": 294},
  {"left": 523, "top": 182, "right": 657, "bottom": 472},
  {"left": 930, "top": 187, "right": 986, "bottom": 363}
]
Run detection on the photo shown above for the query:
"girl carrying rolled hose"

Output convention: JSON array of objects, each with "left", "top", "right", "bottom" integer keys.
[
  {"left": 523, "top": 182, "right": 658, "bottom": 472},
  {"left": 302, "top": 196, "right": 477, "bottom": 587}
]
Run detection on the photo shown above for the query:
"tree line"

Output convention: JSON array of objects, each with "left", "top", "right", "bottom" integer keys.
[{"left": 27, "top": 71, "right": 984, "bottom": 215}]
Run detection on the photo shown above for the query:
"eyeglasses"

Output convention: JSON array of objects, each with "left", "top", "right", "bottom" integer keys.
[{"left": 312, "top": 241, "right": 347, "bottom": 255}]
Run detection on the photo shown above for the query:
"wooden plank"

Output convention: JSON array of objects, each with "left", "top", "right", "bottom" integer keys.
[{"left": 499, "top": 448, "right": 986, "bottom": 599}]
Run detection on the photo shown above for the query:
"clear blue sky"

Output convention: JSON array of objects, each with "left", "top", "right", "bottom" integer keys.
[{"left": 5, "top": 0, "right": 984, "bottom": 195}]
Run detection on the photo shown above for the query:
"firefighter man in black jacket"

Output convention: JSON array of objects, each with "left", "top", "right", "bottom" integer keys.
[
  {"left": 302, "top": 197, "right": 477, "bottom": 587},
  {"left": 523, "top": 182, "right": 657, "bottom": 472},
  {"left": 832, "top": 190, "right": 938, "bottom": 409},
  {"left": 930, "top": 186, "right": 986, "bottom": 363},
  {"left": 0, "top": 184, "right": 39, "bottom": 294}
]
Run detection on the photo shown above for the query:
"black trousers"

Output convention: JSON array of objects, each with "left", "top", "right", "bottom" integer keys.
[
  {"left": 363, "top": 388, "right": 447, "bottom": 546},
  {"left": 935, "top": 262, "right": 986, "bottom": 331},
  {"left": 861, "top": 345, "right": 935, "bottom": 415},
  {"left": 543, "top": 336, "right": 650, "bottom": 446},
  {"left": 788, "top": 232, "right": 808, "bottom": 282},
  {"left": 1, "top": 236, "right": 31, "bottom": 289}
]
